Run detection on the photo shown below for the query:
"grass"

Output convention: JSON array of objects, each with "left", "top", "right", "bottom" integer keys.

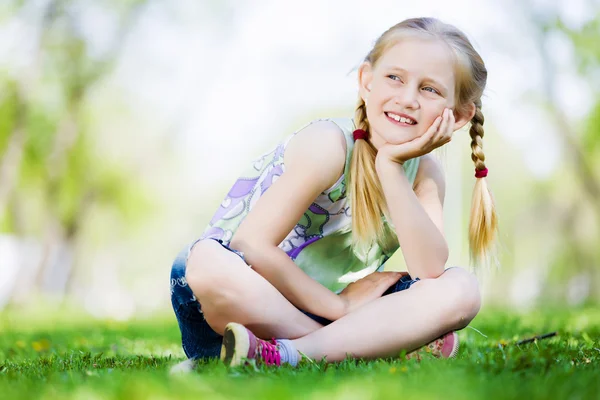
[{"left": 1, "top": 306, "right": 599, "bottom": 400}]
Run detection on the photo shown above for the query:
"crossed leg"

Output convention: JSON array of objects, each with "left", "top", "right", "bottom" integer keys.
[
  {"left": 185, "top": 239, "right": 481, "bottom": 361},
  {"left": 185, "top": 239, "right": 324, "bottom": 339},
  {"left": 291, "top": 267, "right": 481, "bottom": 362}
]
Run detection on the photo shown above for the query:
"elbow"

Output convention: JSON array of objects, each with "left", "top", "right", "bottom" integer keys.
[
  {"left": 229, "top": 235, "right": 263, "bottom": 259},
  {"left": 229, "top": 234, "right": 274, "bottom": 270},
  {"left": 420, "top": 268, "right": 445, "bottom": 280},
  {"left": 229, "top": 235, "right": 250, "bottom": 253},
  {"left": 418, "top": 247, "right": 449, "bottom": 280},
  {"left": 434, "top": 246, "right": 450, "bottom": 277},
  {"left": 441, "top": 245, "right": 450, "bottom": 267}
]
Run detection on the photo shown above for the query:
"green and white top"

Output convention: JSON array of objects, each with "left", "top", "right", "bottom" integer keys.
[{"left": 201, "top": 117, "right": 421, "bottom": 293}]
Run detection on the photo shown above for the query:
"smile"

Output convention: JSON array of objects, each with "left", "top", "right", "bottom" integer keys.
[{"left": 385, "top": 112, "right": 417, "bottom": 126}]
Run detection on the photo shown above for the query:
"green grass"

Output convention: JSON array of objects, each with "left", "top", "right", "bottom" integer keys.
[{"left": 1, "top": 307, "right": 599, "bottom": 400}]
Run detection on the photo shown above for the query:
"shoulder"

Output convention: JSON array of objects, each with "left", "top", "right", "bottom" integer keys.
[
  {"left": 413, "top": 153, "right": 446, "bottom": 199},
  {"left": 284, "top": 119, "right": 347, "bottom": 188}
]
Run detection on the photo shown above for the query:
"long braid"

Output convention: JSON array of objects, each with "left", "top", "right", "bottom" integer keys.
[
  {"left": 468, "top": 103, "right": 498, "bottom": 265},
  {"left": 349, "top": 97, "right": 387, "bottom": 250}
]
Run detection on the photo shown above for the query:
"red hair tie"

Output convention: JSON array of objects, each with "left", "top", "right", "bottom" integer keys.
[
  {"left": 353, "top": 129, "right": 369, "bottom": 142},
  {"left": 475, "top": 168, "right": 488, "bottom": 178}
]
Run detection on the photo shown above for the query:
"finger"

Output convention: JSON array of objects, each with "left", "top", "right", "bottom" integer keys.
[
  {"left": 444, "top": 111, "right": 456, "bottom": 143},
  {"left": 403, "top": 115, "right": 442, "bottom": 150},
  {"left": 376, "top": 274, "right": 402, "bottom": 293},
  {"left": 406, "top": 117, "right": 440, "bottom": 153},
  {"left": 444, "top": 109, "right": 455, "bottom": 137},
  {"left": 372, "top": 271, "right": 397, "bottom": 280},
  {"left": 387, "top": 272, "right": 403, "bottom": 283},
  {"left": 384, "top": 271, "right": 403, "bottom": 278},
  {"left": 421, "top": 116, "right": 444, "bottom": 148},
  {"left": 373, "top": 271, "right": 401, "bottom": 284},
  {"left": 366, "top": 272, "right": 385, "bottom": 282},
  {"left": 447, "top": 110, "right": 456, "bottom": 137},
  {"left": 429, "top": 114, "right": 444, "bottom": 137},
  {"left": 437, "top": 108, "right": 449, "bottom": 139},
  {"left": 437, "top": 109, "right": 455, "bottom": 145}
]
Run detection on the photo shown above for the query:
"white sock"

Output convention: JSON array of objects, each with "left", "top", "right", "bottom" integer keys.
[
  {"left": 169, "top": 358, "right": 197, "bottom": 374},
  {"left": 276, "top": 339, "right": 299, "bottom": 367}
]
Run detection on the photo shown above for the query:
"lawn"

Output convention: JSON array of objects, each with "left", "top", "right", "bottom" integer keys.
[{"left": 1, "top": 306, "right": 599, "bottom": 400}]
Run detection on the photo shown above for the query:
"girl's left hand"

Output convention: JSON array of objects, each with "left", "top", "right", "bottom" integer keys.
[
  {"left": 377, "top": 108, "right": 455, "bottom": 165},
  {"left": 337, "top": 271, "right": 408, "bottom": 316}
]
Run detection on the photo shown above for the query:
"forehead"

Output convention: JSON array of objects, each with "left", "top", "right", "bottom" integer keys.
[{"left": 377, "top": 38, "right": 455, "bottom": 85}]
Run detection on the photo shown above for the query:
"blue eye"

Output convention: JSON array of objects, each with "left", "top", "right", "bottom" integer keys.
[
  {"left": 423, "top": 86, "right": 439, "bottom": 94},
  {"left": 387, "top": 74, "right": 402, "bottom": 82}
]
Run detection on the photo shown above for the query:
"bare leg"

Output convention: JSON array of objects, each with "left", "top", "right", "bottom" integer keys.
[
  {"left": 291, "top": 267, "right": 481, "bottom": 362},
  {"left": 185, "top": 239, "right": 323, "bottom": 339}
]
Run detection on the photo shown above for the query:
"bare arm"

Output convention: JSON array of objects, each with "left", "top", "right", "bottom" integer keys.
[
  {"left": 229, "top": 120, "right": 348, "bottom": 321},
  {"left": 375, "top": 153, "right": 449, "bottom": 279}
]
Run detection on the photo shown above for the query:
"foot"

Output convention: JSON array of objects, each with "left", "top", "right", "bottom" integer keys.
[
  {"left": 406, "top": 331, "right": 459, "bottom": 360},
  {"left": 220, "top": 322, "right": 283, "bottom": 367}
]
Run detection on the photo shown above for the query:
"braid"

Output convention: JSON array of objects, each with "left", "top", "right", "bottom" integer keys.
[
  {"left": 469, "top": 106, "right": 486, "bottom": 171},
  {"left": 355, "top": 99, "right": 371, "bottom": 132},
  {"left": 467, "top": 102, "right": 498, "bottom": 267},
  {"left": 349, "top": 97, "right": 387, "bottom": 251}
]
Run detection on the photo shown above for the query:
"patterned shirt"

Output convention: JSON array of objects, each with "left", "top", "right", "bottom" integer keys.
[{"left": 201, "top": 117, "right": 421, "bottom": 293}]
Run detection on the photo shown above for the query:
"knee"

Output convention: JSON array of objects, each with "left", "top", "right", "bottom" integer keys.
[
  {"left": 185, "top": 239, "right": 246, "bottom": 308},
  {"left": 438, "top": 267, "right": 481, "bottom": 330},
  {"left": 185, "top": 240, "right": 227, "bottom": 299}
]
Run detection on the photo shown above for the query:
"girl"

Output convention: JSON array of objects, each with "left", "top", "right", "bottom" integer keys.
[{"left": 170, "top": 17, "right": 497, "bottom": 368}]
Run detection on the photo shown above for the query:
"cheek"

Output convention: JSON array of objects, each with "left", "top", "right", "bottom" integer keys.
[
  {"left": 369, "top": 85, "right": 394, "bottom": 106},
  {"left": 421, "top": 116, "right": 439, "bottom": 131},
  {"left": 420, "top": 106, "right": 446, "bottom": 129}
]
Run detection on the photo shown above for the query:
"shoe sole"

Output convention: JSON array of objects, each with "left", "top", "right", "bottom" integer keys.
[
  {"left": 446, "top": 331, "right": 460, "bottom": 358},
  {"left": 220, "top": 322, "right": 250, "bottom": 366}
]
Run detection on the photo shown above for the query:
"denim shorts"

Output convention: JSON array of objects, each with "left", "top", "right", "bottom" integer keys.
[{"left": 170, "top": 238, "right": 420, "bottom": 360}]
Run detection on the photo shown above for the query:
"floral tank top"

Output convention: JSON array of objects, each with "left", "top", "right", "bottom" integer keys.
[{"left": 200, "top": 117, "right": 421, "bottom": 293}]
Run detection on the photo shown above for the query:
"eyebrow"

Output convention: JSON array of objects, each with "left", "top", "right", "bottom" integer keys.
[{"left": 384, "top": 66, "right": 449, "bottom": 96}]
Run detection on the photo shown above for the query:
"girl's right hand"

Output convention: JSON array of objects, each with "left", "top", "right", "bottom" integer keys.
[
  {"left": 337, "top": 271, "right": 406, "bottom": 317},
  {"left": 376, "top": 108, "right": 454, "bottom": 165}
]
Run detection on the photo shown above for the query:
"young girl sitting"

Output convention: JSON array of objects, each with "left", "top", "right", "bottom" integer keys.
[{"left": 170, "top": 16, "right": 497, "bottom": 367}]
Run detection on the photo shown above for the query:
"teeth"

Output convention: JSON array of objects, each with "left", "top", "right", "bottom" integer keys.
[{"left": 387, "top": 112, "right": 414, "bottom": 125}]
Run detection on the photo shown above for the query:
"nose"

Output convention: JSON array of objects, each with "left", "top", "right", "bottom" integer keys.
[{"left": 394, "top": 84, "right": 419, "bottom": 109}]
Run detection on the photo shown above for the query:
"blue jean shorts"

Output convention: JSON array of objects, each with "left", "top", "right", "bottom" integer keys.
[{"left": 170, "top": 238, "right": 420, "bottom": 360}]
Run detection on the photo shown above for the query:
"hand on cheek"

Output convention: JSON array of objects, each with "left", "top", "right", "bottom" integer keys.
[{"left": 376, "top": 108, "right": 455, "bottom": 165}]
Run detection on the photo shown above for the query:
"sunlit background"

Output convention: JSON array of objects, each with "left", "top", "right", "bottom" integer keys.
[{"left": 1, "top": 0, "right": 599, "bottom": 320}]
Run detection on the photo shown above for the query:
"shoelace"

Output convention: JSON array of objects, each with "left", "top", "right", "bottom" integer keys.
[{"left": 257, "top": 338, "right": 281, "bottom": 366}]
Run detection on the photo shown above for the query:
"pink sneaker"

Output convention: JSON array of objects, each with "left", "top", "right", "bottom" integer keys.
[
  {"left": 406, "top": 331, "right": 459, "bottom": 360},
  {"left": 220, "top": 322, "right": 282, "bottom": 367}
]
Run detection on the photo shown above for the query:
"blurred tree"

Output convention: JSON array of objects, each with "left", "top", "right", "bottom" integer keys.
[
  {"left": 522, "top": 3, "right": 600, "bottom": 303},
  {"left": 0, "top": 0, "right": 150, "bottom": 305}
]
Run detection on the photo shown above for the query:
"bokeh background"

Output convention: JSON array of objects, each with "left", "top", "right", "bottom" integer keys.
[{"left": 1, "top": 0, "right": 599, "bottom": 320}]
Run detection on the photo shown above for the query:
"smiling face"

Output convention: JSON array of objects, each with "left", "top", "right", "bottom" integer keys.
[{"left": 359, "top": 37, "right": 458, "bottom": 149}]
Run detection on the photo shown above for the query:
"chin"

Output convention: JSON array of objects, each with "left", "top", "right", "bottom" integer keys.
[{"left": 378, "top": 129, "right": 421, "bottom": 145}]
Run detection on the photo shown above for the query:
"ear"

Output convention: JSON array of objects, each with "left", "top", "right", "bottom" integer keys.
[
  {"left": 453, "top": 102, "right": 476, "bottom": 131},
  {"left": 357, "top": 62, "right": 373, "bottom": 103}
]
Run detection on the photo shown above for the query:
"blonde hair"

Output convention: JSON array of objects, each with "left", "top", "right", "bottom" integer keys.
[{"left": 349, "top": 17, "right": 498, "bottom": 267}]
